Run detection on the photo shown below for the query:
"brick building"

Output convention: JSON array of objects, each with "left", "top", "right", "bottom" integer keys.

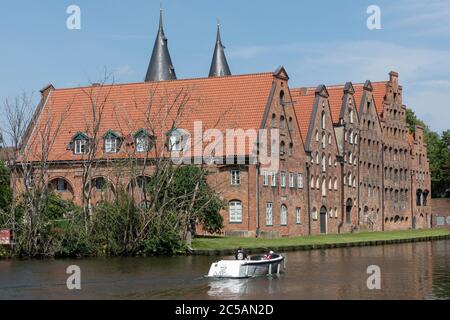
[{"left": 16, "top": 12, "right": 432, "bottom": 237}]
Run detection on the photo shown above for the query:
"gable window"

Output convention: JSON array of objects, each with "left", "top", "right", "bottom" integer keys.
[
  {"left": 280, "top": 115, "right": 286, "bottom": 129},
  {"left": 266, "top": 203, "right": 273, "bottom": 226},
  {"left": 231, "top": 170, "right": 240, "bottom": 185},
  {"left": 229, "top": 200, "right": 242, "bottom": 223},
  {"left": 288, "top": 117, "right": 293, "bottom": 131},
  {"left": 262, "top": 171, "right": 269, "bottom": 186},
  {"left": 296, "top": 207, "right": 301, "bottom": 224},
  {"left": 315, "top": 130, "right": 319, "bottom": 142},
  {"left": 310, "top": 175, "right": 315, "bottom": 189},
  {"left": 328, "top": 133, "right": 331, "bottom": 145},
  {"left": 322, "top": 154, "right": 326, "bottom": 172},
  {"left": 289, "top": 173, "right": 295, "bottom": 188},
  {"left": 349, "top": 130, "right": 354, "bottom": 144},
  {"left": 288, "top": 143, "right": 293, "bottom": 156},
  {"left": 72, "top": 132, "right": 89, "bottom": 155},
  {"left": 349, "top": 108, "right": 354, "bottom": 123},
  {"left": 334, "top": 177, "right": 338, "bottom": 190},
  {"left": 280, "top": 205, "right": 287, "bottom": 226},
  {"left": 104, "top": 131, "right": 121, "bottom": 153},
  {"left": 328, "top": 177, "right": 332, "bottom": 190},
  {"left": 297, "top": 173, "right": 303, "bottom": 189},
  {"left": 316, "top": 176, "right": 320, "bottom": 189},
  {"left": 280, "top": 141, "right": 285, "bottom": 156},
  {"left": 271, "top": 114, "right": 277, "bottom": 128}
]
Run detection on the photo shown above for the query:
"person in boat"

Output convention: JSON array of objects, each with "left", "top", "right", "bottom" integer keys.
[
  {"left": 235, "top": 248, "right": 248, "bottom": 260},
  {"left": 263, "top": 250, "right": 275, "bottom": 260}
]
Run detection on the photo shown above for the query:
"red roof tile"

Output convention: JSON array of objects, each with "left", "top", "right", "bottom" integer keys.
[{"left": 291, "top": 88, "right": 315, "bottom": 142}]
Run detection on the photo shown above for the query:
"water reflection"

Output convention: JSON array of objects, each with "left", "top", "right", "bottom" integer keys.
[{"left": 0, "top": 240, "right": 448, "bottom": 300}]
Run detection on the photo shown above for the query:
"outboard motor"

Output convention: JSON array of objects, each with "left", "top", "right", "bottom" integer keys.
[{"left": 235, "top": 248, "right": 247, "bottom": 260}]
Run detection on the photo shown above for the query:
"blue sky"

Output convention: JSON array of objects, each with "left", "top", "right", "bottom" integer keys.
[{"left": 1, "top": 0, "right": 450, "bottom": 133}]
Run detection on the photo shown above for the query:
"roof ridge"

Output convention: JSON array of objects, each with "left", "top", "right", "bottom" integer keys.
[{"left": 53, "top": 71, "right": 275, "bottom": 92}]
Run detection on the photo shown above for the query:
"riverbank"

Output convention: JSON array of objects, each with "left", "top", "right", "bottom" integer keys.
[{"left": 191, "top": 228, "right": 450, "bottom": 255}]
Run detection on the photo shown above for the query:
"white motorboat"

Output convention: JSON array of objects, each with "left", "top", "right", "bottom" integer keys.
[{"left": 207, "top": 251, "right": 285, "bottom": 278}]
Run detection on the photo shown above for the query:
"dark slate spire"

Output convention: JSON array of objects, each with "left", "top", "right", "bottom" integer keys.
[
  {"left": 145, "top": 8, "right": 177, "bottom": 82},
  {"left": 208, "top": 22, "right": 231, "bottom": 77}
]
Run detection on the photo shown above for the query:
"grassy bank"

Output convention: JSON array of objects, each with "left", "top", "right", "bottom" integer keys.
[{"left": 191, "top": 229, "right": 450, "bottom": 254}]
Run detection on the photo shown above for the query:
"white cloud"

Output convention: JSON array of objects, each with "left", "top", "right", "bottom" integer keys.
[{"left": 229, "top": 40, "right": 450, "bottom": 132}]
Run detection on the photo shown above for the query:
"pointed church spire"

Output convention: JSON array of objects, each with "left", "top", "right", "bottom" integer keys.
[
  {"left": 145, "top": 7, "right": 177, "bottom": 82},
  {"left": 208, "top": 21, "right": 231, "bottom": 77}
]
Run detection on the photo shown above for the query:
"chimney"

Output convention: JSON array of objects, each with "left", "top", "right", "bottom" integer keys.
[
  {"left": 40, "top": 84, "right": 55, "bottom": 101},
  {"left": 389, "top": 71, "right": 399, "bottom": 90}
]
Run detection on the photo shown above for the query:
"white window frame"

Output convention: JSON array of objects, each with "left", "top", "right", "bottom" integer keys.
[
  {"left": 74, "top": 139, "right": 87, "bottom": 155},
  {"left": 231, "top": 170, "right": 241, "bottom": 186},
  {"left": 280, "top": 172, "right": 286, "bottom": 188},
  {"left": 289, "top": 173, "right": 295, "bottom": 188},
  {"left": 297, "top": 173, "right": 303, "bottom": 189},
  {"left": 262, "top": 171, "right": 269, "bottom": 186},
  {"left": 229, "top": 201, "right": 242, "bottom": 223},
  {"left": 105, "top": 137, "right": 119, "bottom": 153},
  {"left": 271, "top": 171, "right": 277, "bottom": 187}
]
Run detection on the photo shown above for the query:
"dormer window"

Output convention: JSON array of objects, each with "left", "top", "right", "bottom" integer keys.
[
  {"left": 134, "top": 129, "right": 154, "bottom": 153},
  {"left": 71, "top": 132, "right": 89, "bottom": 155},
  {"left": 168, "top": 128, "right": 189, "bottom": 152},
  {"left": 103, "top": 130, "right": 121, "bottom": 153}
]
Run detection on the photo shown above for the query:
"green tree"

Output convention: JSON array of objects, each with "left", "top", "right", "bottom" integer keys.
[
  {"left": 406, "top": 109, "right": 450, "bottom": 197},
  {"left": 0, "top": 160, "right": 12, "bottom": 219}
]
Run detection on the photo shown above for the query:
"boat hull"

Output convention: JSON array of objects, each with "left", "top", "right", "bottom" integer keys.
[{"left": 207, "top": 255, "right": 284, "bottom": 278}]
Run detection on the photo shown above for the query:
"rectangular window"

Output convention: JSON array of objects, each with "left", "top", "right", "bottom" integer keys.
[
  {"left": 289, "top": 173, "right": 295, "bottom": 188},
  {"left": 297, "top": 173, "right": 303, "bottom": 189},
  {"left": 266, "top": 203, "right": 273, "bottom": 226},
  {"left": 105, "top": 138, "right": 118, "bottom": 153},
  {"left": 74, "top": 139, "right": 87, "bottom": 155},
  {"left": 56, "top": 179, "right": 67, "bottom": 191},
  {"left": 280, "top": 172, "right": 286, "bottom": 188},
  {"left": 229, "top": 201, "right": 242, "bottom": 223},
  {"left": 231, "top": 170, "right": 240, "bottom": 185},
  {"left": 262, "top": 171, "right": 269, "bottom": 186},
  {"left": 271, "top": 172, "right": 277, "bottom": 187},
  {"left": 280, "top": 205, "right": 287, "bottom": 225},
  {"left": 136, "top": 137, "right": 149, "bottom": 152},
  {"left": 296, "top": 207, "right": 301, "bottom": 224}
]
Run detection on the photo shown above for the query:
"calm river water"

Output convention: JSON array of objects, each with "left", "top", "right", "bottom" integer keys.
[{"left": 0, "top": 240, "right": 449, "bottom": 300}]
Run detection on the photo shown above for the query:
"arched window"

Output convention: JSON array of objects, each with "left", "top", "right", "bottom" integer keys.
[
  {"left": 328, "top": 154, "right": 332, "bottom": 166},
  {"left": 328, "top": 133, "right": 331, "bottom": 145},
  {"left": 321, "top": 111, "right": 326, "bottom": 129},
  {"left": 280, "top": 205, "right": 287, "bottom": 226},
  {"left": 334, "top": 177, "right": 338, "bottom": 190},
  {"left": 349, "top": 130, "right": 354, "bottom": 144},
  {"left": 321, "top": 177, "right": 327, "bottom": 197},
  {"left": 349, "top": 108, "right": 354, "bottom": 123},
  {"left": 288, "top": 117, "right": 293, "bottom": 131},
  {"left": 311, "top": 175, "right": 315, "bottom": 189},
  {"left": 354, "top": 134, "right": 358, "bottom": 145},
  {"left": 316, "top": 152, "right": 319, "bottom": 164},
  {"left": 328, "top": 177, "right": 332, "bottom": 190},
  {"left": 288, "top": 143, "right": 293, "bottom": 156},
  {"left": 315, "top": 130, "right": 319, "bottom": 142},
  {"left": 229, "top": 200, "right": 242, "bottom": 223},
  {"left": 352, "top": 177, "right": 356, "bottom": 188},
  {"left": 348, "top": 172, "right": 352, "bottom": 187},
  {"left": 280, "top": 141, "right": 285, "bottom": 156},
  {"left": 322, "top": 154, "right": 326, "bottom": 172},
  {"left": 271, "top": 114, "right": 276, "bottom": 128},
  {"left": 280, "top": 115, "right": 286, "bottom": 129},
  {"left": 349, "top": 152, "right": 353, "bottom": 164},
  {"left": 279, "top": 90, "right": 285, "bottom": 106},
  {"left": 322, "top": 132, "right": 326, "bottom": 148},
  {"left": 316, "top": 176, "right": 320, "bottom": 189}
]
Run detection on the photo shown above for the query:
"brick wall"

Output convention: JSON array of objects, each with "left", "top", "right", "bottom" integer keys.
[{"left": 431, "top": 198, "right": 450, "bottom": 229}]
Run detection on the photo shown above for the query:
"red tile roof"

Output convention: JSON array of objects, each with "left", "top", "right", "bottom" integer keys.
[
  {"left": 291, "top": 88, "right": 315, "bottom": 143},
  {"left": 294, "top": 81, "right": 388, "bottom": 124},
  {"left": 24, "top": 73, "right": 276, "bottom": 162}
]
